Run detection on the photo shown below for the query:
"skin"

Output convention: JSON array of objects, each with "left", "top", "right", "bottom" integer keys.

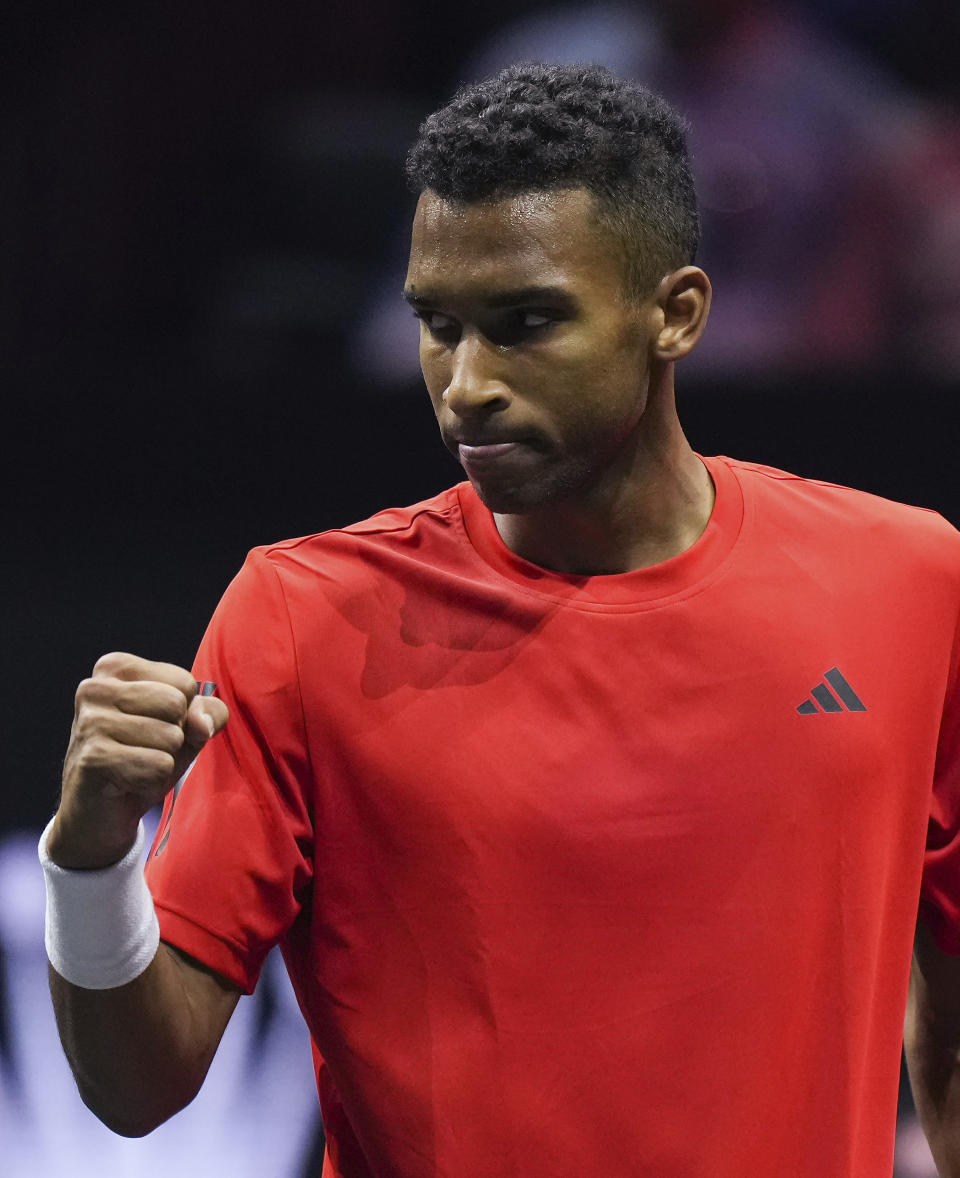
[
  {"left": 48, "top": 653, "right": 228, "bottom": 869},
  {"left": 906, "top": 921, "right": 960, "bottom": 1177},
  {"left": 404, "top": 187, "right": 716, "bottom": 575},
  {"left": 46, "top": 186, "right": 960, "bottom": 1156}
]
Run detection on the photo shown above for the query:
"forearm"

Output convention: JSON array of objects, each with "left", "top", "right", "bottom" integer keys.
[
  {"left": 49, "top": 942, "right": 224, "bottom": 1136},
  {"left": 905, "top": 963, "right": 960, "bottom": 1178}
]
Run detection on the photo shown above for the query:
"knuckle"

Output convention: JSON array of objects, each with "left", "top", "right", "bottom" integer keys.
[
  {"left": 93, "top": 651, "right": 130, "bottom": 677},
  {"left": 75, "top": 734, "right": 112, "bottom": 770},
  {"left": 73, "top": 692, "right": 118, "bottom": 738},
  {"left": 72, "top": 706, "right": 98, "bottom": 739}
]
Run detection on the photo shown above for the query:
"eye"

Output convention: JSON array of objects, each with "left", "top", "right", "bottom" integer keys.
[
  {"left": 488, "top": 309, "right": 558, "bottom": 346},
  {"left": 413, "top": 310, "right": 460, "bottom": 341}
]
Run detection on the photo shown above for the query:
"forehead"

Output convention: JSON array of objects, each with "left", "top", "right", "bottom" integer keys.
[{"left": 405, "top": 187, "right": 622, "bottom": 301}]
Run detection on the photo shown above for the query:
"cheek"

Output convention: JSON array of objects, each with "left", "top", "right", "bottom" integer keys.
[
  {"left": 555, "top": 350, "right": 647, "bottom": 436},
  {"left": 418, "top": 342, "right": 450, "bottom": 407},
  {"left": 546, "top": 323, "right": 643, "bottom": 387},
  {"left": 587, "top": 337, "right": 647, "bottom": 403}
]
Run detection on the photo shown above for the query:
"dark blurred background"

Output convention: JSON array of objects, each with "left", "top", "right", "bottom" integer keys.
[{"left": 3, "top": 2, "right": 959, "bottom": 1173}]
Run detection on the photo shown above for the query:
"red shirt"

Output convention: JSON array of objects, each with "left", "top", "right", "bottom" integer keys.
[{"left": 146, "top": 455, "right": 960, "bottom": 1177}]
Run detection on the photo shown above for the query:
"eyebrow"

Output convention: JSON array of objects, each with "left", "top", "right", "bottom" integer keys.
[{"left": 402, "top": 285, "right": 577, "bottom": 310}]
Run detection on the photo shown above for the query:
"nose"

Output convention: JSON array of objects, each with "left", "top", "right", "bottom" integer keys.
[{"left": 443, "top": 333, "right": 511, "bottom": 418}]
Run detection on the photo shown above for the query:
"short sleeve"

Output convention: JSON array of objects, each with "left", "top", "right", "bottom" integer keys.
[
  {"left": 920, "top": 612, "right": 960, "bottom": 955},
  {"left": 144, "top": 548, "right": 315, "bottom": 993}
]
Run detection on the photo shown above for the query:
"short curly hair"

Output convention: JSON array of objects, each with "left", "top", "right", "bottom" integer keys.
[{"left": 405, "top": 62, "right": 700, "bottom": 299}]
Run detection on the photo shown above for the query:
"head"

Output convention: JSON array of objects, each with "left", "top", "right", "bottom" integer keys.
[
  {"left": 403, "top": 64, "right": 710, "bottom": 516},
  {"left": 406, "top": 62, "right": 700, "bottom": 302}
]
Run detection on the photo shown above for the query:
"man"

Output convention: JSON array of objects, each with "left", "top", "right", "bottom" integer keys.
[{"left": 40, "top": 63, "right": 960, "bottom": 1177}]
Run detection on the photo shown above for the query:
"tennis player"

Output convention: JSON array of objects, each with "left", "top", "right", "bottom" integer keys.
[{"left": 41, "top": 64, "right": 960, "bottom": 1177}]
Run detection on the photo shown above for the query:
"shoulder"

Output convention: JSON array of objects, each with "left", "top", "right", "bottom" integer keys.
[
  {"left": 260, "top": 484, "right": 464, "bottom": 560},
  {"left": 197, "top": 484, "right": 472, "bottom": 665},
  {"left": 226, "top": 483, "right": 471, "bottom": 604},
  {"left": 718, "top": 455, "right": 960, "bottom": 569}
]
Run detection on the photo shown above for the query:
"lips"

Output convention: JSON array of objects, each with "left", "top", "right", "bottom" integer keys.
[{"left": 457, "top": 442, "right": 522, "bottom": 462}]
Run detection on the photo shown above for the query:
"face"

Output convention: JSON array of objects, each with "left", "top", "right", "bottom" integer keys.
[{"left": 404, "top": 187, "right": 661, "bottom": 515}]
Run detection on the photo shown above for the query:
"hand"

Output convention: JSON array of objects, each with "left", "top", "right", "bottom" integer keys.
[{"left": 48, "top": 652, "right": 229, "bottom": 869}]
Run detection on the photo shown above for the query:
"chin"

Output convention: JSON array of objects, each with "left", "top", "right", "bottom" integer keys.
[
  {"left": 467, "top": 469, "right": 581, "bottom": 516},
  {"left": 471, "top": 489, "right": 534, "bottom": 515}
]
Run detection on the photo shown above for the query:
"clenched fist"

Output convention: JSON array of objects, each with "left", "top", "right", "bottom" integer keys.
[{"left": 48, "top": 652, "right": 229, "bottom": 870}]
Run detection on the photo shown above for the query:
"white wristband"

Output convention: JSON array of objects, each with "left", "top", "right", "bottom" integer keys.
[{"left": 38, "top": 818, "right": 160, "bottom": 989}]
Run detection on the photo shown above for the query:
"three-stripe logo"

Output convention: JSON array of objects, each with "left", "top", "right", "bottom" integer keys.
[{"left": 797, "top": 667, "right": 866, "bottom": 714}]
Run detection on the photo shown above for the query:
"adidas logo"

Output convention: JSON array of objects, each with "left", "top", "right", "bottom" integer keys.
[{"left": 797, "top": 667, "right": 866, "bottom": 714}]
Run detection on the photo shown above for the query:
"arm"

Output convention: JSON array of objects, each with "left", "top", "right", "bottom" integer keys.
[
  {"left": 904, "top": 914, "right": 960, "bottom": 1177},
  {"left": 45, "top": 652, "right": 237, "bottom": 1136},
  {"left": 48, "top": 942, "right": 240, "bottom": 1137}
]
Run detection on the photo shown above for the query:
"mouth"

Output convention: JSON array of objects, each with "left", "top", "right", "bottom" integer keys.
[{"left": 457, "top": 442, "right": 524, "bottom": 463}]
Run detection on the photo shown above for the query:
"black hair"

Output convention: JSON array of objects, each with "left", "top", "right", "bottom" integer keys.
[{"left": 405, "top": 62, "right": 700, "bottom": 298}]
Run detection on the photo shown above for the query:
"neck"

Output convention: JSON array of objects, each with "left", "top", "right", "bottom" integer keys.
[{"left": 493, "top": 382, "right": 715, "bottom": 576}]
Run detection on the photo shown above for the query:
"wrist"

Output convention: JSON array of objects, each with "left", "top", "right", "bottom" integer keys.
[
  {"left": 45, "top": 806, "right": 141, "bottom": 871},
  {"left": 38, "top": 817, "right": 160, "bottom": 989}
]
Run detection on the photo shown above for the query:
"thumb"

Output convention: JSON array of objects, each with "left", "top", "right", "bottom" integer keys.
[{"left": 184, "top": 694, "right": 230, "bottom": 749}]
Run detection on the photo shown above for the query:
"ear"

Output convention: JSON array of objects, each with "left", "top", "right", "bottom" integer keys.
[{"left": 650, "top": 266, "right": 712, "bottom": 361}]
